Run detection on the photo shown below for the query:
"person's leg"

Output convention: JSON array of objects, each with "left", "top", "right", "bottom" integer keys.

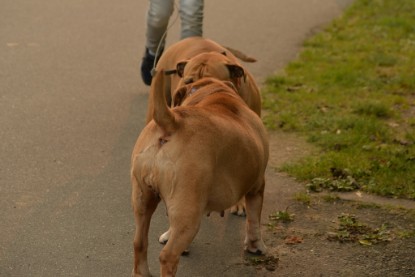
[
  {"left": 141, "top": 0, "right": 174, "bottom": 85},
  {"left": 179, "top": 0, "right": 204, "bottom": 39},
  {"left": 145, "top": 0, "right": 174, "bottom": 53}
]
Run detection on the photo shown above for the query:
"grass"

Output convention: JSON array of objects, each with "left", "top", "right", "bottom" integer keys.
[{"left": 263, "top": 0, "right": 415, "bottom": 199}]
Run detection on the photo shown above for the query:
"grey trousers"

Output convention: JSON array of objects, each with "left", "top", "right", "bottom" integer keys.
[{"left": 145, "top": 0, "right": 204, "bottom": 53}]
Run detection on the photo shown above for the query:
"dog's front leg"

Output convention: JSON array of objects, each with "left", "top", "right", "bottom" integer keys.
[
  {"left": 132, "top": 177, "right": 160, "bottom": 277},
  {"left": 244, "top": 179, "right": 267, "bottom": 255}
]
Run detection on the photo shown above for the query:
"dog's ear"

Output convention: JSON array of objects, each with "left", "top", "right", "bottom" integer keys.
[
  {"left": 176, "top": 61, "right": 188, "bottom": 78},
  {"left": 173, "top": 86, "right": 188, "bottom": 107},
  {"left": 226, "top": 64, "right": 245, "bottom": 79}
]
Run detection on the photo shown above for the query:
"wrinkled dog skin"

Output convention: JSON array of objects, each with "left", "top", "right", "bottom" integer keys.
[{"left": 132, "top": 71, "right": 269, "bottom": 276}]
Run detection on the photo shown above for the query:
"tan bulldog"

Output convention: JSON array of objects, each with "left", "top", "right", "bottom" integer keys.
[
  {"left": 145, "top": 37, "right": 262, "bottom": 217},
  {"left": 132, "top": 71, "right": 268, "bottom": 276}
]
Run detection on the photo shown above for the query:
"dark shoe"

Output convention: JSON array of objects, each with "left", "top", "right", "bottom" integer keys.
[{"left": 140, "top": 48, "right": 163, "bottom": 86}]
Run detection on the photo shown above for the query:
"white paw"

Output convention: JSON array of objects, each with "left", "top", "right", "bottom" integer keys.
[
  {"left": 230, "top": 204, "right": 246, "bottom": 216},
  {"left": 159, "top": 230, "right": 170, "bottom": 244},
  {"left": 158, "top": 229, "right": 190, "bottom": 255},
  {"left": 244, "top": 237, "right": 267, "bottom": 255}
]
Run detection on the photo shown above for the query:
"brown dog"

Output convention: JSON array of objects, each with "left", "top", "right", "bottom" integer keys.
[
  {"left": 145, "top": 37, "right": 261, "bottom": 216},
  {"left": 145, "top": 37, "right": 261, "bottom": 123},
  {"left": 131, "top": 70, "right": 269, "bottom": 276}
]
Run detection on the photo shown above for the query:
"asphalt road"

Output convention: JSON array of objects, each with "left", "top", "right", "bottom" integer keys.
[{"left": 0, "top": 0, "right": 353, "bottom": 276}]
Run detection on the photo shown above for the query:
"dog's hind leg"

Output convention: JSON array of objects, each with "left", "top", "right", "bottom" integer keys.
[
  {"left": 244, "top": 178, "right": 267, "bottom": 255},
  {"left": 132, "top": 177, "right": 160, "bottom": 277},
  {"left": 159, "top": 201, "right": 203, "bottom": 276}
]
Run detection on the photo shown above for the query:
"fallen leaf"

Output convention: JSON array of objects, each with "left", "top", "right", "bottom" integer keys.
[
  {"left": 359, "top": 239, "right": 372, "bottom": 246},
  {"left": 285, "top": 236, "right": 303, "bottom": 244}
]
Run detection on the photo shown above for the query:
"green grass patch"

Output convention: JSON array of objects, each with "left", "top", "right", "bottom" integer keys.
[{"left": 263, "top": 0, "right": 415, "bottom": 199}]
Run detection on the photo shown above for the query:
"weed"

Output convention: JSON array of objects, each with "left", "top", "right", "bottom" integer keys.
[
  {"left": 269, "top": 208, "right": 295, "bottom": 224},
  {"left": 305, "top": 167, "right": 359, "bottom": 193},
  {"left": 244, "top": 255, "right": 279, "bottom": 272},
  {"left": 328, "top": 213, "right": 394, "bottom": 245},
  {"left": 397, "top": 230, "right": 415, "bottom": 239},
  {"left": 293, "top": 192, "right": 311, "bottom": 206},
  {"left": 307, "top": 176, "right": 359, "bottom": 193}
]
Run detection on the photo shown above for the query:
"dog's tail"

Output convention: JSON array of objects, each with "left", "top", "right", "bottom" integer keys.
[
  {"left": 152, "top": 69, "right": 178, "bottom": 133},
  {"left": 224, "top": 46, "right": 257, "bottom": 63}
]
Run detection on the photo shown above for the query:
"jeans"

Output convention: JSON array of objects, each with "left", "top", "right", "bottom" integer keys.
[{"left": 145, "top": 0, "right": 204, "bottom": 53}]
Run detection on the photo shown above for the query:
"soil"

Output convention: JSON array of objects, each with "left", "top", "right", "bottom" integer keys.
[{"left": 249, "top": 131, "right": 415, "bottom": 276}]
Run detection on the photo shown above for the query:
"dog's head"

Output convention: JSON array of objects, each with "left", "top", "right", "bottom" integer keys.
[{"left": 174, "top": 51, "right": 245, "bottom": 89}]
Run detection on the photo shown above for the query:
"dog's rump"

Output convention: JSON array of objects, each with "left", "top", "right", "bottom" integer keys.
[{"left": 133, "top": 106, "right": 268, "bottom": 212}]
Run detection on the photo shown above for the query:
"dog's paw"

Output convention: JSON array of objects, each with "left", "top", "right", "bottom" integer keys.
[
  {"left": 244, "top": 238, "right": 267, "bottom": 255},
  {"left": 230, "top": 203, "right": 246, "bottom": 217},
  {"left": 159, "top": 229, "right": 190, "bottom": 255},
  {"left": 159, "top": 230, "right": 170, "bottom": 244}
]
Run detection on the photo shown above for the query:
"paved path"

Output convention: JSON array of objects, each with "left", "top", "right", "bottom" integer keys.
[{"left": 0, "top": 0, "right": 353, "bottom": 276}]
